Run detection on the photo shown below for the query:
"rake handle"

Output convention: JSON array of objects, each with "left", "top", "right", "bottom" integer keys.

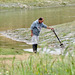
[{"left": 52, "top": 30, "right": 62, "bottom": 44}]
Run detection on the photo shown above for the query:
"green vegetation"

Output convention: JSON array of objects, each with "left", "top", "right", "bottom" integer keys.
[
  {"left": 0, "top": 34, "right": 32, "bottom": 55},
  {"left": 0, "top": 20, "right": 75, "bottom": 75},
  {"left": 0, "top": 0, "right": 75, "bottom": 3},
  {"left": 0, "top": 57, "right": 13, "bottom": 60},
  {"left": 0, "top": 47, "right": 75, "bottom": 75},
  {"left": 0, "top": 48, "right": 24, "bottom": 55}
]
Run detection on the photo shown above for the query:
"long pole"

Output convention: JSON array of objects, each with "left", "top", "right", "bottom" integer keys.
[{"left": 52, "top": 29, "right": 64, "bottom": 48}]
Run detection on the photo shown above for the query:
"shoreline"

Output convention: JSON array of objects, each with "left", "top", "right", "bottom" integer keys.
[{"left": 0, "top": 1, "right": 75, "bottom": 10}]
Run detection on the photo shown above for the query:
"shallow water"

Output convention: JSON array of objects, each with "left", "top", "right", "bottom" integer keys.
[{"left": 0, "top": 6, "right": 75, "bottom": 31}]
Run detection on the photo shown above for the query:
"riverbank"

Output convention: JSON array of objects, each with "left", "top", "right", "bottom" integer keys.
[{"left": 0, "top": 0, "right": 75, "bottom": 9}]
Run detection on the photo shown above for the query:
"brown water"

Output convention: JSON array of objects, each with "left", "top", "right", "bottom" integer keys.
[
  {"left": 0, "top": 6, "right": 75, "bottom": 49},
  {"left": 0, "top": 6, "right": 75, "bottom": 31}
]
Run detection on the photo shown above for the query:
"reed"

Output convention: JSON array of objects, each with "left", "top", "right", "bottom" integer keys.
[{"left": 0, "top": 45, "right": 75, "bottom": 75}]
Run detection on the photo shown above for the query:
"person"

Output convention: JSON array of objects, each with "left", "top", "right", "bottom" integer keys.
[{"left": 31, "top": 17, "right": 54, "bottom": 53}]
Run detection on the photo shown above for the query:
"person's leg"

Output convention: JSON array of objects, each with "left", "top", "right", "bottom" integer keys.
[
  {"left": 32, "top": 44, "right": 37, "bottom": 53},
  {"left": 32, "top": 35, "right": 39, "bottom": 53}
]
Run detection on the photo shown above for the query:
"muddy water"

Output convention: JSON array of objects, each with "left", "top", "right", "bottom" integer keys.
[
  {"left": 0, "top": 6, "right": 75, "bottom": 49},
  {"left": 0, "top": 6, "right": 75, "bottom": 31}
]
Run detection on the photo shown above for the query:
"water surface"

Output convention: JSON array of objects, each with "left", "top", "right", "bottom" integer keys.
[{"left": 0, "top": 6, "right": 75, "bottom": 31}]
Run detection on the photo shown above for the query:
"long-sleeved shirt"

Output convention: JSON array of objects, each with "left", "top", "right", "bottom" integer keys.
[{"left": 31, "top": 20, "right": 47, "bottom": 36}]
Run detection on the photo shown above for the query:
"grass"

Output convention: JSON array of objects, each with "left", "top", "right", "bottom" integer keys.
[
  {"left": 0, "top": 0, "right": 75, "bottom": 3},
  {"left": 0, "top": 46, "right": 75, "bottom": 75},
  {"left": 0, "top": 48, "right": 24, "bottom": 55},
  {"left": 0, "top": 34, "right": 32, "bottom": 55},
  {"left": 0, "top": 22, "right": 75, "bottom": 74},
  {"left": 0, "top": 38, "right": 75, "bottom": 75},
  {"left": 0, "top": 57, "right": 13, "bottom": 60}
]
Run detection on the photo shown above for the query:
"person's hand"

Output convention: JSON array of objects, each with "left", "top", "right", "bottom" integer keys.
[
  {"left": 47, "top": 27, "right": 54, "bottom": 30},
  {"left": 31, "top": 33, "right": 33, "bottom": 37},
  {"left": 50, "top": 28, "right": 54, "bottom": 30}
]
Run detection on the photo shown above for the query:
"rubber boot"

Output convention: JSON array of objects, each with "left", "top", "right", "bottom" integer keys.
[{"left": 32, "top": 44, "right": 37, "bottom": 53}]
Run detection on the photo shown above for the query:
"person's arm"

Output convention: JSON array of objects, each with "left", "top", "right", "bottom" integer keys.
[
  {"left": 31, "top": 22, "right": 35, "bottom": 37},
  {"left": 41, "top": 23, "right": 54, "bottom": 30},
  {"left": 47, "top": 26, "right": 54, "bottom": 30},
  {"left": 31, "top": 30, "right": 33, "bottom": 37}
]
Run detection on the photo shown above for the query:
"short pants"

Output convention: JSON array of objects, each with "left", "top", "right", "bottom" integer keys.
[{"left": 32, "top": 35, "right": 39, "bottom": 44}]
